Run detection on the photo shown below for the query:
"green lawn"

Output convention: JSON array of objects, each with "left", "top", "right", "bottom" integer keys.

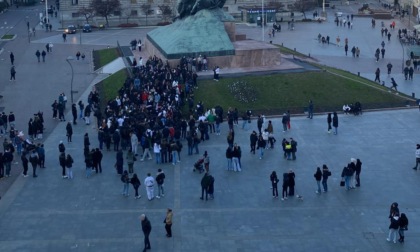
[
  {"left": 1, "top": 34, "right": 14, "bottom": 40},
  {"left": 93, "top": 48, "right": 120, "bottom": 70},
  {"left": 194, "top": 71, "right": 413, "bottom": 115},
  {"left": 98, "top": 69, "right": 128, "bottom": 108}
]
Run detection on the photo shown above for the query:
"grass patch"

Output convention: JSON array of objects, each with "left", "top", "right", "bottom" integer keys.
[
  {"left": 276, "top": 44, "right": 309, "bottom": 58},
  {"left": 194, "top": 71, "right": 413, "bottom": 115},
  {"left": 97, "top": 69, "right": 128, "bottom": 108},
  {"left": 92, "top": 47, "right": 120, "bottom": 70},
  {"left": 1, "top": 34, "right": 14, "bottom": 40}
]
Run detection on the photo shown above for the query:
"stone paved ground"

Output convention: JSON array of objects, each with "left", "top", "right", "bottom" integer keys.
[{"left": 0, "top": 2, "right": 420, "bottom": 252}]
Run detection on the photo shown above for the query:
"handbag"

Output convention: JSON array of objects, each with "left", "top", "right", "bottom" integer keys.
[{"left": 340, "top": 180, "right": 345, "bottom": 187}]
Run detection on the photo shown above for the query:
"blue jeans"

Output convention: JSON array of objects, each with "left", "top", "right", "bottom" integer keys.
[
  {"left": 334, "top": 127, "right": 338, "bottom": 134},
  {"left": 155, "top": 153, "right": 161, "bottom": 164},
  {"left": 194, "top": 144, "right": 199, "bottom": 154},
  {"left": 227, "top": 158, "right": 232, "bottom": 170},
  {"left": 158, "top": 184, "right": 164, "bottom": 196},
  {"left": 259, "top": 148, "right": 264, "bottom": 159},
  {"left": 85, "top": 167, "right": 91, "bottom": 178},
  {"left": 172, "top": 151, "right": 178, "bottom": 164},
  {"left": 232, "top": 157, "right": 241, "bottom": 171},
  {"left": 322, "top": 179, "right": 328, "bottom": 192},
  {"left": 122, "top": 183, "right": 129, "bottom": 195},
  {"left": 316, "top": 180, "right": 321, "bottom": 193},
  {"left": 188, "top": 145, "right": 193, "bottom": 155},
  {"left": 79, "top": 109, "right": 84, "bottom": 119},
  {"left": 242, "top": 120, "right": 248, "bottom": 130},
  {"left": 345, "top": 176, "right": 351, "bottom": 190}
]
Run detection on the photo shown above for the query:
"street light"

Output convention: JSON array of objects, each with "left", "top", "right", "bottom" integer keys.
[{"left": 66, "top": 56, "right": 74, "bottom": 104}]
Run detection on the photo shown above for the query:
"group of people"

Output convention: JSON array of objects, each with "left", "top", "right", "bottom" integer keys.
[
  {"left": 340, "top": 158, "right": 362, "bottom": 190},
  {"left": 387, "top": 202, "right": 409, "bottom": 244}
]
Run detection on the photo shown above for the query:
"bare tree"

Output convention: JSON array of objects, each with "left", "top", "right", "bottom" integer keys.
[
  {"left": 292, "top": 0, "right": 317, "bottom": 19},
  {"left": 79, "top": 6, "right": 95, "bottom": 24},
  {"left": 121, "top": 8, "right": 132, "bottom": 24},
  {"left": 90, "top": 0, "right": 121, "bottom": 27},
  {"left": 141, "top": 4, "right": 152, "bottom": 26},
  {"left": 158, "top": 5, "right": 172, "bottom": 22}
]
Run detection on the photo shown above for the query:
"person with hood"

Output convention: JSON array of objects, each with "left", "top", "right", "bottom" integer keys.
[
  {"left": 314, "top": 167, "right": 322, "bottom": 194},
  {"left": 398, "top": 213, "right": 409, "bottom": 243},
  {"left": 140, "top": 214, "right": 152, "bottom": 252},
  {"left": 270, "top": 171, "right": 279, "bottom": 198}
]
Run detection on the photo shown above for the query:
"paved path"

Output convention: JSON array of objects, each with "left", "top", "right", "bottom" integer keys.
[{"left": 1, "top": 2, "right": 420, "bottom": 252}]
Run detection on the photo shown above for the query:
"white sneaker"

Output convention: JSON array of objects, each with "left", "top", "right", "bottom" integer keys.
[
  {"left": 156, "top": 196, "right": 161, "bottom": 199},
  {"left": 386, "top": 238, "right": 390, "bottom": 242},
  {"left": 281, "top": 198, "right": 284, "bottom": 201}
]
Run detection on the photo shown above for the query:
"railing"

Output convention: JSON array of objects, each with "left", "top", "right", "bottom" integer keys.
[{"left": 116, "top": 40, "right": 134, "bottom": 78}]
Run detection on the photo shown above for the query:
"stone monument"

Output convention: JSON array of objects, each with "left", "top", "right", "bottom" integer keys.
[{"left": 145, "top": 0, "right": 281, "bottom": 69}]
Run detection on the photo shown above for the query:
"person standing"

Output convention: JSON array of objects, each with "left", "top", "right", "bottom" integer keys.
[
  {"left": 164, "top": 208, "right": 173, "bottom": 238},
  {"left": 121, "top": 170, "right": 130, "bottom": 197},
  {"left": 287, "top": 169, "right": 296, "bottom": 196},
  {"left": 3, "top": 148, "right": 13, "bottom": 177},
  {"left": 200, "top": 172, "right": 211, "bottom": 200},
  {"left": 249, "top": 131, "right": 257, "bottom": 154},
  {"left": 413, "top": 144, "right": 420, "bottom": 170},
  {"left": 37, "top": 144, "right": 45, "bottom": 168},
  {"left": 115, "top": 149, "right": 123, "bottom": 175},
  {"left": 226, "top": 146, "right": 233, "bottom": 171},
  {"left": 307, "top": 100, "right": 313, "bottom": 119},
  {"left": 35, "top": 50, "right": 41, "bottom": 62},
  {"left": 71, "top": 104, "right": 77, "bottom": 124},
  {"left": 140, "top": 214, "right": 152, "bottom": 252},
  {"left": 66, "top": 122, "right": 73, "bottom": 142},
  {"left": 10, "top": 66, "right": 16, "bottom": 81},
  {"left": 29, "top": 150, "right": 39, "bottom": 178},
  {"left": 332, "top": 112, "right": 338, "bottom": 135},
  {"left": 59, "top": 152, "right": 67, "bottom": 178},
  {"left": 281, "top": 172, "right": 289, "bottom": 200},
  {"left": 341, "top": 165, "right": 351, "bottom": 190},
  {"left": 314, "top": 167, "right": 322, "bottom": 194},
  {"left": 65, "top": 154, "right": 74, "bottom": 179},
  {"left": 322, "top": 165, "right": 331, "bottom": 192},
  {"left": 290, "top": 138, "right": 297, "bottom": 160},
  {"left": 387, "top": 214, "right": 400, "bottom": 243},
  {"left": 78, "top": 101, "right": 84, "bottom": 119},
  {"left": 144, "top": 173, "right": 155, "bottom": 200},
  {"left": 130, "top": 173, "right": 141, "bottom": 199},
  {"left": 398, "top": 213, "right": 409, "bottom": 243},
  {"left": 232, "top": 145, "right": 241, "bottom": 172},
  {"left": 374, "top": 68, "right": 381, "bottom": 83},
  {"left": 10, "top": 52, "right": 14, "bottom": 65},
  {"left": 355, "top": 158, "right": 362, "bottom": 186},
  {"left": 387, "top": 62, "right": 393, "bottom": 74},
  {"left": 257, "top": 135, "right": 266, "bottom": 160},
  {"left": 327, "top": 113, "right": 332, "bottom": 133},
  {"left": 21, "top": 152, "right": 29, "bottom": 177},
  {"left": 131, "top": 132, "right": 139, "bottom": 156},
  {"left": 270, "top": 171, "right": 279, "bottom": 198},
  {"left": 156, "top": 168, "right": 165, "bottom": 199}
]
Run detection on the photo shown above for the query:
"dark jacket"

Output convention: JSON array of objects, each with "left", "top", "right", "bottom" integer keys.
[
  {"left": 332, "top": 113, "right": 338, "bottom": 127},
  {"left": 141, "top": 217, "right": 152, "bottom": 235},
  {"left": 156, "top": 172, "right": 165, "bottom": 185},
  {"left": 389, "top": 216, "right": 400, "bottom": 229},
  {"left": 314, "top": 169, "right": 322, "bottom": 181},
  {"left": 201, "top": 173, "right": 211, "bottom": 188},
  {"left": 270, "top": 172, "right": 279, "bottom": 185}
]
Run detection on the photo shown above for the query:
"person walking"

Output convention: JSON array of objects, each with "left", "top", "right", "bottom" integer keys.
[
  {"left": 121, "top": 170, "right": 130, "bottom": 197},
  {"left": 65, "top": 154, "right": 74, "bottom": 179},
  {"left": 156, "top": 168, "right": 165, "bottom": 199},
  {"left": 62, "top": 33, "right": 66, "bottom": 42},
  {"left": 374, "top": 68, "right": 381, "bottom": 83},
  {"left": 413, "top": 144, "right": 420, "bottom": 170},
  {"left": 130, "top": 173, "right": 141, "bottom": 199},
  {"left": 35, "top": 50, "right": 41, "bottom": 62},
  {"left": 66, "top": 122, "right": 73, "bottom": 142},
  {"left": 332, "top": 112, "right": 338, "bottom": 135},
  {"left": 398, "top": 213, "right": 409, "bottom": 243},
  {"left": 41, "top": 50, "right": 46, "bottom": 62},
  {"left": 10, "top": 66, "right": 16, "bottom": 81},
  {"left": 140, "top": 214, "right": 152, "bottom": 252},
  {"left": 327, "top": 113, "right": 332, "bottom": 133},
  {"left": 322, "top": 165, "right": 331, "bottom": 192},
  {"left": 164, "top": 208, "right": 173, "bottom": 238},
  {"left": 387, "top": 62, "right": 393, "bottom": 74},
  {"left": 314, "top": 167, "right": 322, "bottom": 193},
  {"left": 144, "top": 173, "right": 155, "bottom": 200},
  {"left": 270, "top": 171, "right": 279, "bottom": 198},
  {"left": 257, "top": 135, "right": 266, "bottom": 160}
]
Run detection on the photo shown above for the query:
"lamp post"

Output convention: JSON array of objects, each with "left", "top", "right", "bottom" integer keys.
[
  {"left": 66, "top": 56, "right": 75, "bottom": 104},
  {"left": 262, "top": 0, "right": 264, "bottom": 42}
]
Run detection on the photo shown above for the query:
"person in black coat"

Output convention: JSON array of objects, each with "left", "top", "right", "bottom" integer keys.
[
  {"left": 84, "top": 133, "right": 90, "bottom": 149},
  {"left": 287, "top": 169, "right": 296, "bottom": 196},
  {"left": 332, "top": 112, "right": 338, "bottom": 135},
  {"left": 71, "top": 104, "right": 77, "bottom": 124},
  {"left": 314, "top": 167, "right": 322, "bottom": 193},
  {"left": 270, "top": 171, "right": 279, "bottom": 198},
  {"left": 327, "top": 113, "right": 332, "bottom": 133},
  {"left": 355, "top": 159, "right": 362, "bottom": 187},
  {"left": 59, "top": 152, "right": 67, "bottom": 178},
  {"left": 249, "top": 131, "right": 257, "bottom": 154},
  {"left": 140, "top": 214, "right": 152, "bottom": 252},
  {"left": 281, "top": 172, "right": 289, "bottom": 200},
  {"left": 322, "top": 165, "right": 331, "bottom": 192},
  {"left": 66, "top": 122, "right": 73, "bottom": 142},
  {"left": 398, "top": 213, "right": 409, "bottom": 243},
  {"left": 21, "top": 152, "right": 29, "bottom": 177}
]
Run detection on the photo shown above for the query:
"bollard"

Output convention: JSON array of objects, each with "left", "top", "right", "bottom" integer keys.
[
  {"left": 357, "top": 72, "right": 360, "bottom": 76},
  {"left": 412, "top": 92, "right": 415, "bottom": 98}
]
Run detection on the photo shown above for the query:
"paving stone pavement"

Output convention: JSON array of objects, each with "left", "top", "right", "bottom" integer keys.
[{"left": 1, "top": 2, "right": 420, "bottom": 252}]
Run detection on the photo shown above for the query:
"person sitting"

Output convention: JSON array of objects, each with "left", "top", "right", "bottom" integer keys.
[{"left": 343, "top": 104, "right": 351, "bottom": 114}]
